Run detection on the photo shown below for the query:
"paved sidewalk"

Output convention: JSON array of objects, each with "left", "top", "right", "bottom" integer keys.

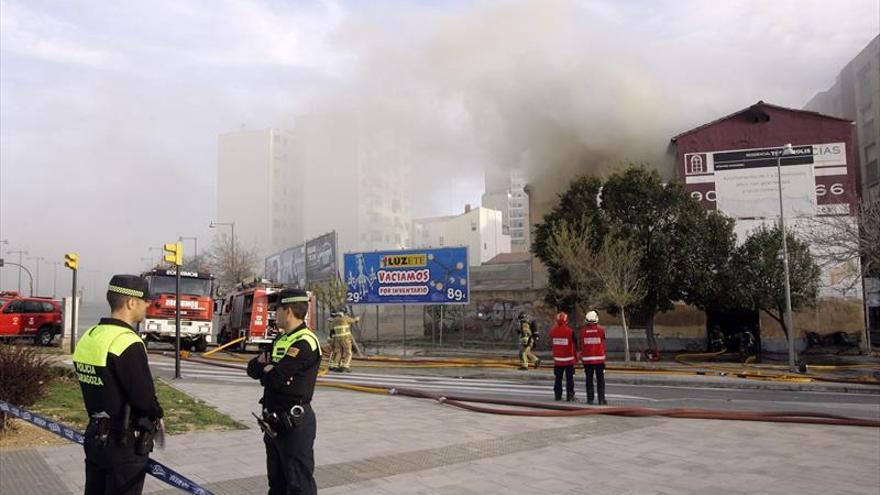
[{"left": 2, "top": 377, "right": 879, "bottom": 494}]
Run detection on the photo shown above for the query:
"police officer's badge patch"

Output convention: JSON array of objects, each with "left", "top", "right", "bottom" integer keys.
[{"left": 287, "top": 347, "right": 300, "bottom": 358}]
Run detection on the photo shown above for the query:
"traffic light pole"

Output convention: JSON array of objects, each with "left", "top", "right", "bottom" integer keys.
[
  {"left": 70, "top": 268, "right": 78, "bottom": 353},
  {"left": 175, "top": 267, "right": 181, "bottom": 379}
]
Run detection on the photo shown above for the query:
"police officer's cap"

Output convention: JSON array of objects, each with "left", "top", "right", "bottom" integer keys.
[
  {"left": 107, "top": 274, "right": 150, "bottom": 300},
  {"left": 279, "top": 288, "right": 309, "bottom": 306}
]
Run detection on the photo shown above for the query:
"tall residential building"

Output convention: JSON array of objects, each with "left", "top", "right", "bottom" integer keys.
[
  {"left": 481, "top": 167, "right": 531, "bottom": 252},
  {"left": 217, "top": 128, "right": 304, "bottom": 262},
  {"left": 411, "top": 206, "right": 511, "bottom": 266},
  {"left": 805, "top": 35, "right": 880, "bottom": 199},
  {"left": 297, "top": 109, "right": 412, "bottom": 259}
]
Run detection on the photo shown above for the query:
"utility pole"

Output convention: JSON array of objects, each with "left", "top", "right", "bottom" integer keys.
[
  {"left": 775, "top": 143, "right": 797, "bottom": 372},
  {"left": 27, "top": 256, "right": 45, "bottom": 295},
  {"left": 8, "top": 250, "right": 28, "bottom": 292}
]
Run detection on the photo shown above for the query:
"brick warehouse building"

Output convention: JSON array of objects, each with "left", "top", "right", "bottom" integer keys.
[{"left": 671, "top": 101, "right": 875, "bottom": 349}]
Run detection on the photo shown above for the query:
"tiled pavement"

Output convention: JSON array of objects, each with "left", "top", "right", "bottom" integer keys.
[{"left": 2, "top": 379, "right": 879, "bottom": 494}]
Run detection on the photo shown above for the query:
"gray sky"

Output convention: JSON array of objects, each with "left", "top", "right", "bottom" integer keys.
[{"left": 1, "top": 0, "right": 877, "bottom": 298}]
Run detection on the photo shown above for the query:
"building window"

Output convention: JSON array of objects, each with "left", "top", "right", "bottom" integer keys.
[
  {"left": 439, "top": 236, "right": 444, "bottom": 246},
  {"left": 483, "top": 242, "right": 487, "bottom": 250},
  {"left": 471, "top": 222, "right": 477, "bottom": 231},
  {"left": 867, "top": 160, "right": 879, "bottom": 184},
  {"left": 863, "top": 120, "right": 876, "bottom": 144}
]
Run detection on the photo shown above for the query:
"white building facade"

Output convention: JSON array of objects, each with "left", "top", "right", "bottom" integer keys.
[{"left": 412, "top": 206, "right": 511, "bottom": 267}]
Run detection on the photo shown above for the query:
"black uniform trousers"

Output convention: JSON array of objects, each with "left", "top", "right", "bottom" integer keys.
[
  {"left": 553, "top": 365, "right": 575, "bottom": 400},
  {"left": 583, "top": 363, "right": 606, "bottom": 402},
  {"left": 83, "top": 423, "right": 148, "bottom": 495},
  {"left": 264, "top": 405, "right": 317, "bottom": 495}
]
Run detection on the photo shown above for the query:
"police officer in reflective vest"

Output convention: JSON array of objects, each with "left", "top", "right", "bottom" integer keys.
[
  {"left": 72, "top": 275, "right": 164, "bottom": 495},
  {"left": 248, "top": 288, "right": 321, "bottom": 495},
  {"left": 328, "top": 309, "right": 359, "bottom": 372}
]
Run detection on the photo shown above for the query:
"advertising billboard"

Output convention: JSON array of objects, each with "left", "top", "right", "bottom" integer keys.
[
  {"left": 343, "top": 247, "right": 469, "bottom": 305},
  {"left": 305, "top": 231, "right": 337, "bottom": 283},
  {"left": 683, "top": 143, "right": 854, "bottom": 217},
  {"left": 265, "top": 231, "right": 337, "bottom": 287}
]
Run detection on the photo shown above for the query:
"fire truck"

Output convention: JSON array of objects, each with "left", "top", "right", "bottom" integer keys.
[
  {"left": 216, "top": 282, "right": 316, "bottom": 351},
  {"left": 141, "top": 269, "right": 215, "bottom": 352}
]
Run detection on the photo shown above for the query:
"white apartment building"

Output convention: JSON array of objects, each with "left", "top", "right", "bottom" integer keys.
[
  {"left": 481, "top": 168, "right": 531, "bottom": 253},
  {"left": 216, "top": 128, "right": 304, "bottom": 262},
  {"left": 411, "top": 206, "right": 511, "bottom": 266}
]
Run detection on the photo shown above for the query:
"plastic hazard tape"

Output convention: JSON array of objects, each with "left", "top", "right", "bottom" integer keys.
[{"left": 0, "top": 400, "right": 214, "bottom": 495}]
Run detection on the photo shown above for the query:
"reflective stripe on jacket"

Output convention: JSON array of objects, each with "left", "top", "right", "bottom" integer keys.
[
  {"left": 549, "top": 324, "right": 577, "bottom": 365},
  {"left": 578, "top": 324, "right": 606, "bottom": 364}
]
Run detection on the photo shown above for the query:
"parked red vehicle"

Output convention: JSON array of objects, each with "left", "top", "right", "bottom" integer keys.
[
  {"left": 216, "top": 282, "right": 315, "bottom": 351},
  {"left": 0, "top": 291, "right": 63, "bottom": 346}
]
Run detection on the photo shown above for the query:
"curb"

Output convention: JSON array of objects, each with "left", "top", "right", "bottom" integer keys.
[{"left": 455, "top": 370, "right": 880, "bottom": 395}]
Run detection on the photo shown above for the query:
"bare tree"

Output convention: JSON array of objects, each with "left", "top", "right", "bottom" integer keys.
[
  {"left": 592, "top": 234, "right": 646, "bottom": 364},
  {"left": 802, "top": 198, "right": 880, "bottom": 293},
  {"left": 207, "top": 234, "right": 258, "bottom": 291},
  {"left": 545, "top": 219, "right": 600, "bottom": 317},
  {"left": 310, "top": 277, "right": 348, "bottom": 312}
]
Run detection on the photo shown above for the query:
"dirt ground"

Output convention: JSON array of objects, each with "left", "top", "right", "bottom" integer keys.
[{"left": 0, "top": 419, "right": 70, "bottom": 451}]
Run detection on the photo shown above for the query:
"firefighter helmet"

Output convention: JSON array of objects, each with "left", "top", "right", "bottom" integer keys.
[
  {"left": 585, "top": 310, "right": 599, "bottom": 323},
  {"left": 517, "top": 312, "right": 529, "bottom": 322}
]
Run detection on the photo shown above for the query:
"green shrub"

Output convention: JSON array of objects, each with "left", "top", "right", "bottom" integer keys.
[{"left": 0, "top": 344, "right": 53, "bottom": 429}]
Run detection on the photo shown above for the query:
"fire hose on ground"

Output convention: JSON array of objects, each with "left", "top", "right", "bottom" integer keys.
[
  {"left": 177, "top": 353, "right": 880, "bottom": 428},
  {"left": 192, "top": 338, "right": 880, "bottom": 386}
]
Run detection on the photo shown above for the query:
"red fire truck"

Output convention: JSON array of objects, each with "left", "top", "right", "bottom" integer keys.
[
  {"left": 141, "top": 269, "right": 215, "bottom": 352},
  {"left": 216, "top": 282, "right": 315, "bottom": 351}
]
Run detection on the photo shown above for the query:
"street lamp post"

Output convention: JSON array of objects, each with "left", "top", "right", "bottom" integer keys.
[
  {"left": 0, "top": 239, "right": 7, "bottom": 289},
  {"left": 776, "top": 143, "right": 797, "bottom": 372},
  {"left": 51, "top": 262, "right": 61, "bottom": 298},
  {"left": 210, "top": 221, "right": 235, "bottom": 281},
  {"left": 8, "top": 249, "right": 28, "bottom": 292},
  {"left": 27, "top": 256, "right": 45, "bottom": 295}
]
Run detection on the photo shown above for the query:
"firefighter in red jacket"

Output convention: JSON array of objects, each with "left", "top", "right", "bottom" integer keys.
[
  {"left": 579, "top": 310, "right": 607, "bottom": 405},
  {"left": 549, "top": 312, "right": 578, "bottom": 401}
]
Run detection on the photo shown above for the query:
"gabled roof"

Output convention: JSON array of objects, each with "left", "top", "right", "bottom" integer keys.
[{"left": 671, "top": 101, "right": 853, "bottom": 142}]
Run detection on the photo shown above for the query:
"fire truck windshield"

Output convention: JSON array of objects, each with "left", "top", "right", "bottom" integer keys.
[{"left": 146, "top": 276, "right": 212, "bottom": 297}]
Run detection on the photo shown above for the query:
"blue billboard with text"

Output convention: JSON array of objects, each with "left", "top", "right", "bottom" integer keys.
[{"left": 344, "top": 247, "right": 469, "bottom": 305}]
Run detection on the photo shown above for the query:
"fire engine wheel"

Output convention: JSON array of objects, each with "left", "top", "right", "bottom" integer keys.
[
  {"left": 192, "top": 337, "right": 208, "bottom": 353},
  {"left": 35, "top": 327, "right": 54, "bottom": 346}
]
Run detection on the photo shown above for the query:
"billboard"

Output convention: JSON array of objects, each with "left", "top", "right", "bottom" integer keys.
[
  {"left": 265, "top": 253, "right": 281, "bottom": 283},
  {"left": 265, "top": 231, "right": 337, "bottom": 287},
  {"left": 344, "top": 247, "right": 469, "bottom": 305},
  {"left": 306, "top": 232, "right": 337, "bottom": 283},
  {"left": 280, "top": 245, "right": 306, "bottom": 289},
  {"left": 683, "top": 143, "right": 854, "bottom": 217}
]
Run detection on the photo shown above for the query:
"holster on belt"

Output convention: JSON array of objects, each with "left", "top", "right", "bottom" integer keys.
[{"left": 133, "top": 417, "right": 159, "bottom": 456}]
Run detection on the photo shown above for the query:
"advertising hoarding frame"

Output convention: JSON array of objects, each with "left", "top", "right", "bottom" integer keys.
[{"left": 343, "top": 246, "right": 470, "bottom": 306}]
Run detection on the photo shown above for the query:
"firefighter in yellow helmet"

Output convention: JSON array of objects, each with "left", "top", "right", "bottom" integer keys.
[
  {"left": 328, "top": 309, "right": 359, "bottom": 372},
  {"left": 517, "top": 312, "right": 541, "bottom": 370},
  {"left": 72, "top": 274, "right": 164, "bottom": 495}
]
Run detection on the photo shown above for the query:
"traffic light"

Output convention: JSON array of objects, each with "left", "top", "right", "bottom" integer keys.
[
  {"left": 164, "top": 242, "right": 183, "bottom": 266},
  {"left": 64, "top": 253, "right": 79, "bottom": 270}
]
